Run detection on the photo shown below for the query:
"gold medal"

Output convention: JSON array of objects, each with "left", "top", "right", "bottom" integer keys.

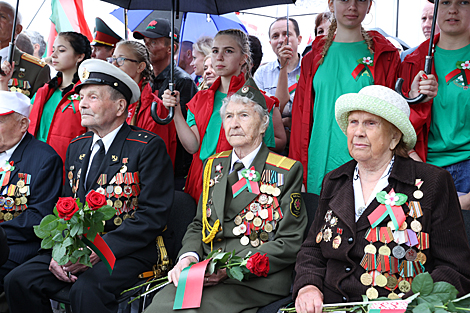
[
  {"left": 122, "top": 213, "right": 131, "bottom": 220},
  {"left": 410, "top": 220, "right": 422, "bottom": 232},
  {"left": 332, "top": 235, "right": 341, "bottom": 249},
  {"left": 364, "top": 243, "right": 377, "bottom": 254},
  {"left": 416, "top": 251, "right": 427, "bottom": 264},
  {"left": 234, "top": 215, "right": 242, "bottom": 225},
  {"left": 10, "top": 87, "right": 16, "bottom": 92},
  {"left": 0, "top": 212, "right": 3, "bottom": 220},
  {"left": 68, "top": 172, "right": 74, "bottom": 180},
  {"left": 251, "top": 238, "right": 260, "bottom": 247},
  {"left": 398, "top": 221, "right": 407, "bottom": 231},
  {"left": 386, "top": 275, "right": 398, "bottom": 289},
  {"left": 20, "top": 196, "right": 27, "bottom": 205},
  {"left": 376, "top": 274, "right": 387, "bottom": 287},
  {"left": 106, "top": 199, "right": 113, "bottom": 206},
  {"left": 16, "top": 180, "right": 25, "bottom": 188},
  {"left": 388, "top": 292, "right": 400, "bottom": 300},
  {"left": 273, "top": 211, "right": 279, "bottom": 220},
  {"left": 253, "top": 217, "right": 262, "bottom": 227},
  {"left": 265, "top": 185, "right": 274, "bottom": 195},
  {"left": 245, "top": 211, "right": 254, "bottom": 221},
  {"left": 19, "top": 186, "right": 28, "bottom": 194},
  {"left": 360, "top": 272, "right": 372, "bottom": 286},
  {"left": 114, "top": 216, "right": 122, "bottom": 226},
  {"left": 259, "top": 209, "right": 268, "bottom": 219},
  {"left": 4, "top": 212, "right": 13, "bottom": 221},
  {"left": 413, "top": 190, "right": 423, "bottom": 199},
  {"left": 260, "top": 184, "right": 267, "bottom": 193},
  {"left": 13, "top": 211, "right": 21, "bottom": 218},
  {"left": 259, "top": 231, "right": 269, "bottom": 241},
  {"left": 398, "top": 280, "right": 411, "bottom": 293},
  {"left": 272, "top": 187, "right": 281, "bottom": 197},
  {"left": 240, "top": 235, "right": 249, "bottom": 246},
  {"left": 132, "top": 198, "right": 138, "bottom": 207},
  {"left": 114, "top": 199, "right": 123, "bottom": 209},
  {"left": 366, "top": 287, "right": 378, "bottom": 300},
  {"left": 14, "top": 198, "right": 21, "bottom": 206},
  {"left": 378, "top": 245, "right": 391, "bottom": 256},
  {"left": 264, "top": 223, "right": 273, "bottom": 233},
  {"left": 316, "top": 231, "right": 323, "bottom": 243},
  {"left": 249, "top": 232, "right": 258, "bottom": 241}
]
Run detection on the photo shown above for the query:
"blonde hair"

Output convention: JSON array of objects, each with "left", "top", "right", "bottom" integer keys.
[
  {"left": 193, "top": 36, "right": 213, "bottom": 57},
  {"left": 319, "top": 1, "right": 374, "bottom": 65},
  {"left": 116, "top": 41, "right": 153, "bottom": 84},
  {"left": 214, "top": 29, "right": 252, "bottom": 80}
]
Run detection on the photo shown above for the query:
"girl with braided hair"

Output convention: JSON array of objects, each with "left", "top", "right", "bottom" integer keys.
[
  {"left": 108, "top": 40, "right": 177, "bottom": 165},
  {"left": 162, "top": 28, "right": 286, "bottom": 202},
  {"left": 289, "top": 0, "right": 404, "bottom": 194},
  {"left": 28, "top": 31, "right": 91, "bottom": 164}
]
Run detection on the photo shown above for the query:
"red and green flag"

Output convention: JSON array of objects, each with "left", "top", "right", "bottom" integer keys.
[{"left": 47, "top": 0, "right": 93, "bottom": 56}]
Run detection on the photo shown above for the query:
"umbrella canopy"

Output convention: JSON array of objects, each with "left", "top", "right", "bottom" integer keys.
[{"left": 102, "top": 0, "right": 295, "bottom": 14}]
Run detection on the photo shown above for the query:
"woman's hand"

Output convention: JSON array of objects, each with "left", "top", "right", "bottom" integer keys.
[
  {"left": 168, "top": 256, "right": 198, "bottom": 287},
  {"left": 409, "top": 70, "right": 438, "bottom": 102},
  {"left": 295, "top": 285, "right": 323, "bottom": 313},
  {"left": 162, "top": 89, "right": 181, "bottom": 110},
  {"left": 0, "top": 60, "right": 14, "bottom": 91},
  {"left": 203, "top": 268, "right": 228, "bottom": 287}
]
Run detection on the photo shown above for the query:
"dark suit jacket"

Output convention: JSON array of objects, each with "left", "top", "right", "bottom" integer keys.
[
  {"left": 179, "top": 143, "right": 307, "bottom": 298},
  {"left": 10, "top": 47, "right": 50, "bottom": 98},
  {"left": 0, "top": 226, "right": 8, "bottom": 267},
  {"left": 1, "top": 132, "right": 63, "bottom": 264},
  {"left": 64, "top": 123, "right": 174, "bottom": 261},
  {"left": 294, "top": 156, "right": 470, "bottom": 303}
]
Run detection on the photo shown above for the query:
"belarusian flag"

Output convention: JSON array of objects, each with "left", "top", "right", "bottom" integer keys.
[{"left": 47, "top": 0, "right": 93, "bottom": 55}]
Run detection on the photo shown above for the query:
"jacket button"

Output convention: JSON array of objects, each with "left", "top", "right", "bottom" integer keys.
[
  {"left": 345, "top": 267, "right": 351, "bottom": 273},
  {"left": 348, "top": 237, "right": 354, "bottom": 244},
  {"left": 216, "top": 238, "right": 222, "bottom": 242},
  {"left": 342, "top": 296, "right": 347, "bottom": 302}
]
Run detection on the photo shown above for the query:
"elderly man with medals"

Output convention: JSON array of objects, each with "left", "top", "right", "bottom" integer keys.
[
  {"left": 4, "top": 59, "right": 174, "bottom": 313},
  {"left": 293, "top": 85, "right": 470, "bottom": 313},
  {"left": 144, "top": 78, "right": 307, "bottom": 313}
]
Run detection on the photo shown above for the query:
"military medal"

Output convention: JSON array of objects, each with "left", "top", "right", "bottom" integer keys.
[
  {"left": 324, "top": 210, "right": 332, "bottom": 223},
  {"left": 332, "top": 235, "right": 341, "bottom": 249},
  {"left": 114, "top": 216, "right": 122, "bottom": 226},
  {"left": 360, "top": 272, "right": 372, "bottom": 286},
  {"left": 232, "top": 226, "right": 241, "bottom": 236},
  {"left": 264, "top": 223, "right": 273, "bottom": 233},
  {"left": 316, "top": 231, "right": 323, "bottom": 243},
  {"left": 245, "top": 211, "right": 254, "bottom": 221},
  {"left": 251, "top": 238, "right": 260, "bottom": 247},
  {"left": 410, "top": 220, "right": 422, "bottom": 233},
  {"left": 240, "top": 235, "right": 249, "bottom": 246},
  {"left": 386, "top": 275, "right": 398, "bottom": 289},
  {"left": 405, "top": 248, "right": 417, "bottom": 261},
  {"left": 376, "top": 274, "right": 387, "bottom": 288},
  {"left": 392, "top": 245, "right": 406, "bottom": 259},
  {"left": 4, "top": 212, "right": 13, "bottom": 221},
  {"left": 234, "top": 215, "right": 242, "bottom": 225},
  {"left": 0, "top": 212, "right": 4, "bottom": 220},
  {"left": 259, "top": 231, "right": 269, "bottom": 242},
  {"left": 366, "top": 287, "right": 378, "bottom": 300},
  {"left": 364, "top": 243, "right": 377, "bottom": 254},
  {"left": 413, "top": 179, "right": 424, "bottom": 199},
  {"left": 122, "top": 213, "right": 131, "bottom": 220},
  {"left": 323, "top": 227, "right": 332, "bottom": 242},
  {"left": 398, "top": 280, "right": 411, "bottom": 293},
  {"left": 259, "top": 209, "right": 268, "bottom": 219},
  {"left": 416, "top": 252, "right": 427, "bottom": 264},
  {"left": 253, "top": 217, "right": 262, "bottom": 227}
]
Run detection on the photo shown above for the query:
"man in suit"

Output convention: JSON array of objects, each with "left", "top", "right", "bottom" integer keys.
[
  {"left": 0, "top": 91, "right": 63, "bottom": 293},
  {"left": 144, "top": 79, "right": 307, "bottom": 313},
  {"left": 0, "top": 2, "right": 50, "bottom": 98},
  {"left": 4, "top": 59, "right": 174, "bottom": 313}
]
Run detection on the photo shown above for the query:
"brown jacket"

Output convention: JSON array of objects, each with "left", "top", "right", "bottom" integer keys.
[{"left": 294, "top": 156, "right": 470, "bottom": 303}]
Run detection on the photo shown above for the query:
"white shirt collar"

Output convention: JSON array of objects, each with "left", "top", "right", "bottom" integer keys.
[
  {"left": 230, "top": 143, "right": 262, "bottom": 173},
  {"left": 0, "top": 47, "right": 8, "bottom": 61},
  {"left": 0, "top": 132, "right": 27, "bottom": 167},
  {"left": 90, "top": 124, "right": 123, "bottom": 153}
]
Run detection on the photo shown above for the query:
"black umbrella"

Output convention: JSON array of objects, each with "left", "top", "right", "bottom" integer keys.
[
  {"left": 0, "top": 0, "right": 20, "bottom": 76},
  {"left": 395, "top": 0, "right": 439, "bottom": 104},
  {"left": 101, "top": 0, "right": 296, "bottom": 124}
]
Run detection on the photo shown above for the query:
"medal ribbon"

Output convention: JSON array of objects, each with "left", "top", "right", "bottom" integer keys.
[
  {"left": 445, "top": 68, "right": 470, "bottom": 85},
  {"left": 351, "top": 64, "right": 375, "bottom": 81},
  {"left": 418, "top": 232, "right": 430, "bottom": 250},
  {"left": 408, "top": 201, "right": 423, "bottom": 218},
  {"left": 277, "top": 173, "right": 284, "bottom": 186},
  {"left": 389, "top": 256, "right": 399, "bottom": 274},
  {"left": 365, "top": 227, "right": 379, "bottom": 242},
  {"left": 368, "top": 204, "right": 405, "bottom": 230},
  {"left": 232, "top": 178, "right": 260, "bottom": 197},
  {"left": 379, "top": 227, "right": 393, "bottom": 243}
]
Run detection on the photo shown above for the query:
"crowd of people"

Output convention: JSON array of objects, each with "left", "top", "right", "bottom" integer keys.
[{"left": 0, "top": 0, "right": 469, "bottom": 312}]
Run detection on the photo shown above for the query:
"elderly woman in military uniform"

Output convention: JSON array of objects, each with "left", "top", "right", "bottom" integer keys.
[
  {"left": 293, "top": 85, "right": 470, "bottom": 313},
  {"left": 144, "top": 78, "right": 307, "bottom": 313}
]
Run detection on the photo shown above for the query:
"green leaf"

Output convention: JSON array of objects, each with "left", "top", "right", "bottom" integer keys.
[
  {"left": 412, "top": 273, "right": 434, "bottom": 296},
  {"left": 395, "top": 193, "right": 408, "bottom": 206},
  {"left": 52, "top": 243, "right": 66, "bottom": 263},
  {"left": 446, "top": 301, "right": 456, "bottom": 312},
  {"left": 70, "top": 223, "right": 80, "bottom": 237},
  {"left": 79, "top": 254, "right": 92, "bottom": 267},
  {"left": 52, "top": 231, "right": 65, "bottom": 242},
  {"left": 57, "top": 255, "right": 69, "bottom": 266},
  {"left": 207, "top": 260, "right": 216, "bottom": 275},
  {"left": 41, "top": 237, "right": 54, "bottom": 249},
  {"left": 69, "top": 256, "right": 77, "bottom": 264},
  {"left": 69, "top": 215, "right": 79, "bottom": 224},
  {"left": 434, "top": 310, "right": 447, "bottom": 313},
  {"left": 84, "top": 222, "right": 104, "bottom": 242},
  {"left": 412, "top": 303, "right": 432, "bottom": 313},
  {"left": 228, "top": 267, "right": 244, "bottom": 282},
  {"left": 432, "top": 281, "right": 459, "bottom": 303},
  {"left": 376, "top": 191, "right": 387, "bottom": 204},
  {"left": 63, "top": 237, "right": 74, "bottom": 247},
  {"left": 453, "top": 296, "right": 470, "bottom": 313},
  {"left": 34, "top": 225, "right": 50, "bottom": 239},
  {"left": 98, "top": 206, "right": 116, "bottom": 220},
  {"left": 56, "top": 222, "right": 67, "bottom": 231},
  {"left": 39, "top": 214, "right": 59, "bottom": 231},
  {"left": 53, "top": 206, "right": 58, "bottom": 217}
]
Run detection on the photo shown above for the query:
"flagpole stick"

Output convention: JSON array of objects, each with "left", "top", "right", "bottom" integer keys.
[
  {"left": 322, "top": 300, "right": 411, "bottom": 308},
  {"left": 26, "top": 0, "right": 47, "bottom": 29},
  {"left": 7, "top": 0, "right": 19, "bottom": 64}
]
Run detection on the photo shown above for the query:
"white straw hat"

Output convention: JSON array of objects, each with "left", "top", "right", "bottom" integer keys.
[{"left": 335, "top": 85, "right": 417, "bottom": 149}]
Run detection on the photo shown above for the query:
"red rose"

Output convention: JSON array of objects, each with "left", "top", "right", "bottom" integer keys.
[
  {"left": 86, "top": 190, "right": 107, "bottom": 211},
  {"left": 56, "top": 197, "right": 80, "bottom": 220},
  {"left": 246, "top": 252, "right": 270, "bottom": 277}
]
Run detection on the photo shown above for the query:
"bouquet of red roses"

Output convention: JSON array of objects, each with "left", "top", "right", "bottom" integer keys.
[{"left": 34, "top": 191, "right": 116, "bottom": 269}]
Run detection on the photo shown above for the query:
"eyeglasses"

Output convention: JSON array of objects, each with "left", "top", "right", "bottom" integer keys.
[{"left": 106, "top": 57, "right": 139, "bottom": 67}]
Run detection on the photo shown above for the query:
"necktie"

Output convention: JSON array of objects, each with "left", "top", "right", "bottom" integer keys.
[
  {"left": 86, "top": 139, "right": 105, "bottom": 190},
  {"left": 227, "top": 162, "right": 245, "bottom": 188}
]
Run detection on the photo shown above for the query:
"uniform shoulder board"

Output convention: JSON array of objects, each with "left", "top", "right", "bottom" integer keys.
[
  {"left": 266, "top": 152, "right": 296, "bottom": 171},
  {"left": 70, "top": 132, "right": 93, "bottom": 144},
  {"left": 127, "top": 129, "right": 156, "bottom": 144},
  {"left": 208, "top": 150, "right": 232, "bottom": 160},
  {"left": 21, "top": 53, "right": 46, "bottom": 67}
]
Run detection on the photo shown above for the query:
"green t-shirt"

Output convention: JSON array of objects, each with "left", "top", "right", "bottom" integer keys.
[
  {"left": 35, "top": 89, "right": 63, "bottom": 143},
  {"left": 187, "top": 90, "right": 276, "bottom": 161},
  {"left": 426, "top": 44, "right": 470, "bottom": 167},
  {"left": 307, "top": 41, "right": 374, "bottom": 194}
]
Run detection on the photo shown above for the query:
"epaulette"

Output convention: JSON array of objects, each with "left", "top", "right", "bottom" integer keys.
[
  {"left": 70, "top": 133, "right": 93, "bottom": 144},
  {"left": 208, "top": 150, "right": 232, "bottom": 160},
  {"left": 266, "top": 152, "right": 296, "bottom": 171},
  {"left": 127, "top": 129, "right": 156, "bottom": 144},
  {"left": 21, "top": 53, "right": 46, "bottom": 67}
]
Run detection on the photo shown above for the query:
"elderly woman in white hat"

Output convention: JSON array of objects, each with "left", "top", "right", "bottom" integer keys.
[{"left": 293, "top": 85, "right": 470, "bottom": 313}]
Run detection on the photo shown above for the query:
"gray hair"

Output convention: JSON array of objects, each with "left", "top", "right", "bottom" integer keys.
[
  {"left": 24, "top": 30, "right": 47, "bottom": 57},
  {"left": 220, "top": 94, "right": 270, "bottom": 131},
  {"left": 0, "top": 2, "right": 22, "bottom": 26}
]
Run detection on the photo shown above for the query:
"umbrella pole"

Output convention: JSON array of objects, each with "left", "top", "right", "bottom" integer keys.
[
  {"left": 7, "top": 0, "right": 20, "bottom": 63},
  {"left": 170, "top": 0, "right": 175, "bottom": 92},
  {"left": 124, "top": 9, "right": 128, "bottom": 40},
  {"left": 286, "top": 5, "right": 289, "bottom": 43}
]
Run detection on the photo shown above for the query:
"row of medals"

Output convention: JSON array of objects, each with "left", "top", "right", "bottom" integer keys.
[
  {"left": 232, "top": 184, "right": 282, "bottom": 247},
  {"left": 0, "top": 180, "right": 29, "bottom": 221}
]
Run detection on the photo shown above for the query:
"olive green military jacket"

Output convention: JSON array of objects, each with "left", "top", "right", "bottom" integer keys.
[{"left": 179, "top": 143, "right": 307, "bottom": 296}]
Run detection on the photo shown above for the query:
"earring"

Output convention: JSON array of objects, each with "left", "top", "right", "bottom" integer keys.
[{"left": 363, "top": 12, "right": 373, "bottom": 26}]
